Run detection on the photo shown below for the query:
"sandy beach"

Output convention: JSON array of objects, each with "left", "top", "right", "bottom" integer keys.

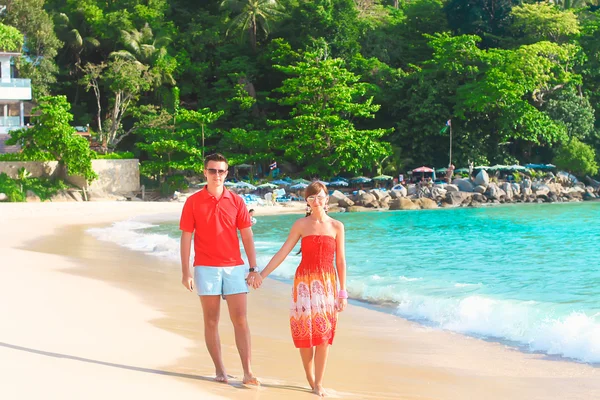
[{"left": 1, "top": 201, "right": 599, "bottom": 400}]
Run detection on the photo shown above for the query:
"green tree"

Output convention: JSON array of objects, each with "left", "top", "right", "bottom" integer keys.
[
  {"left": 220, "top": 0, "right": 285, "bottom": 51},
  {"left": 545, "top": 87, "right": 595, "bottom": 141},
  {"left": 6, "top": 96, "right": 96, "bottom": 182},
  {"left": 510, "top": 3, "right": 580, "bottom": 43},
  {"left": 269, "top": 51, "right": 391, "bottom": 176},
  {"left": 110, "top": 23, "right": 176, "bottom": 86},
  {"left": 554, "top": 137, "right": 599, "bottom": 176},
  {"left": 0, "top": 22, "right": 23, "bottom": 51},
  {"left": 81, "top": 59, "right": 153, "bottom": 151},
  {"left": 1, "top": 0, "right": 62, "bottom": 98}
]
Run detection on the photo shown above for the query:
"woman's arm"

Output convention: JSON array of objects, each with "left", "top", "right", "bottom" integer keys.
[
  {"left": 259, "top": 222, "right": 302, "bottom": 280},
  {"left": 335, "top": 222, "right": 348, "bottom": 311}
]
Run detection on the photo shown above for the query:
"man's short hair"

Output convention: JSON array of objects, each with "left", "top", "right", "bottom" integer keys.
[
  {"left": 204, "top": 153, "right": 228, "bottom": 168},
  {"left": 249, "top": 209, "right": 255, "bottom": 213}
]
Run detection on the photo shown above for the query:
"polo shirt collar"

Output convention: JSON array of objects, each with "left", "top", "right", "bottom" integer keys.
[{"left": 202, "top": 186, "right": 233, "bottom": 200}]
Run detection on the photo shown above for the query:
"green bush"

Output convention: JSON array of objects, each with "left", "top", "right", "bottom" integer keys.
[
  {"left": 0, "top": 173, "right": 25, "bottom": 202},
  {"left": 0, "top": 172, "right": 70, "bottom": 202},
  {"left": 0, "top": 152, "right": 55, "bottom": 161},
  {"left": 160, "top": 175, "right": 188, "bottom": 196},
  {"left": 94, "top": 151, "right": 135, "bottom": 159}
]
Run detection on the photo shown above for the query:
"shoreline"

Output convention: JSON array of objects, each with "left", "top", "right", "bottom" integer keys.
[{"left": 1, "top": 202, "right": 599, "bottom": 399}]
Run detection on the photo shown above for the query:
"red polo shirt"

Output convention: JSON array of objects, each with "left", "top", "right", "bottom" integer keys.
[{"left": 179, "top": 187, "right": 252, "bottom": 267}]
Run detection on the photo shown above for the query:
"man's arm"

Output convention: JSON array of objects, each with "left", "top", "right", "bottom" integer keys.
[
  {"left": 181, "top": 231, "right": 194, "bottom": 291},
  {"left": 240, "top": 227, "right": 262, "bottom": 287}
]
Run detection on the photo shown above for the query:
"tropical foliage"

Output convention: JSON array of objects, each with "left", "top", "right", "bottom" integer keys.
[{"left": 0, "top": 0, "right": 599, "bottom": 179}]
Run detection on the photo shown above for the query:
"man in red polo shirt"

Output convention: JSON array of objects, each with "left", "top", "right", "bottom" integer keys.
[{"left": 180, "top": 153, "right": 262, "bottom": 385}]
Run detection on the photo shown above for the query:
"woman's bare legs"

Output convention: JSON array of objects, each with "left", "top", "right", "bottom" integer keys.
[
  {"left": 313, "top": 343, "right": 330, "bottom": 396},
  {"left": 299, "top": 347, "right": 316, "bottom": 389}
]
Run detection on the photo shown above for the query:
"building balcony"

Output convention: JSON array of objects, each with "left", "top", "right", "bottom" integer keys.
[{"left": 0, "top": 78, "right": 32, "bottom": 101}]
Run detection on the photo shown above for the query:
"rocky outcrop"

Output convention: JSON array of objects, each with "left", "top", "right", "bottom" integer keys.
[
  {"left": 389, "top": 197, "right": 420, "bottom": 210},
  {"left": 474, "top": 170, "right": 489, "bottom": 188},
  {"left": 452, "top": 178, "right": 474, "bottom": 192}
]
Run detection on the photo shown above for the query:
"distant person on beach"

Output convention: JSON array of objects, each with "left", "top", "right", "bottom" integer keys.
[
  {"left": 179, "top": 153, "right": 262, "bottom": 386},
  {"left": 250, "top": 181, "right": 348, "bottom": 397},
  {"left": 249, "top": 209, "right": 257, "bottom": 226}
]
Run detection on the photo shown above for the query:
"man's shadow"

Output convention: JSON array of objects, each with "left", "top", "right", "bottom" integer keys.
[{"left": 0, "top": 341, "right": 311, "bottom": 393}]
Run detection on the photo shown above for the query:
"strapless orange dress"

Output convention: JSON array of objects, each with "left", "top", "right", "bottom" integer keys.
[{"left": 290, "top": 235, "right": 338, "bottom": 348}]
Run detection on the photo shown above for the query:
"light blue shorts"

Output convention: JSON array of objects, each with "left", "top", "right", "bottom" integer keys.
[{"left": 194, "top": 265, "right": 249, "bottom": 297}]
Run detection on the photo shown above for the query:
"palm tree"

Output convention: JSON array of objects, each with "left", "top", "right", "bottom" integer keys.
[
  {"left": 220, "top": 0, "right": 285, "bottom": 51},
  {"left": 110, "top": 23, "right": 174, "bottom": 86}
]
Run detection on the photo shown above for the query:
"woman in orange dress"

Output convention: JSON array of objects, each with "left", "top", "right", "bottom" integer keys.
[{"left": 256, "top": 181, "right": 348, "bottom": 397}]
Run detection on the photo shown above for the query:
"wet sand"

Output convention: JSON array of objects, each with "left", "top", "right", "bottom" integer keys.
[{"left": 1, "top": 202, "right": 599, "bottom": 400}]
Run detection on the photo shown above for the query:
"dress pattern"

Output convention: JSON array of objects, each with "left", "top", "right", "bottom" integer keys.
[{"left": 290, "top": 235, "right": 338, "bottom": 348}]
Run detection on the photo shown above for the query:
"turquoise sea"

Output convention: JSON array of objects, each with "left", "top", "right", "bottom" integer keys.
[{"left": 89, "top": 202, "right": 600, "bottom": 363}]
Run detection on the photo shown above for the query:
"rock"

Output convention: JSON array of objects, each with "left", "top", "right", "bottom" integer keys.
[
  {"left": 500, "top": 182, "right": 513, "bottom": 200},
  {"left": 431, "top": 187, "right": 447, "bottom": 199},
  {"left": 49, "top": 190, "right": 73, "bottom": 202},
  {"left": 416, "top": 198, "right": 438, "bottom": 209},
  {"left": 445, "top": 184, "right": 459, "bottom": 192},
  {"left": 406, "top": 184, "right": 417, "bottom": 196},
  {"left": 557, "top": 171, "right": 578, "bottom": 185},
  {"left": 0, "top": 193, "right": 7, "bottom": 201},
  {"left": 586, "top": 176, "right": 600, "bottom": 189},
  {"left": 330, "top": 190, "right": 355, "bottom": 208},
  {"left": 379, "top": 197, "right": 391, "bottom": 208},
  {"left": 532, "top": 184, "right": 550, "bottom": 196},
  {"left": 389, "top": 188, "right": 407, "bottom": 199},
  {"left": 511, "top": 183, "right": 521, "bottom": 195},
  {"left": 355, "top": 192, "right": 379, "bottom": 208},
  {"left": 452, "top": 178, "right": 474, "bottom": 192},
  {"left": 445, "top": 191, "right": 472, "bottom": 205},
  {"left": 584, "top": 191, "right": 597, "bottom": 200},
  {"left": 389, "top": 198, "right": 420, "bottom": 210},
  {"left": 26, "top": 190, "right": 41, "bottom": 203},
  {"left": 474, "top": 169, "right": 489, "bottom": 188},
  {"left": 473, "top": 185, "right": 486, "bottom": 194},
  {"left": 486, "top": 184, "right": 502, "bottom": 200},
  {"left": 472, "top": 193, "right": 486, "bottom": 203},
  {"left": 347, "top": 206, "right": 371, "bottom": 212}
]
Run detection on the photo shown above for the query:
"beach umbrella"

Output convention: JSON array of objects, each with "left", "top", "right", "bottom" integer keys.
[
  {"left": 474, "top": 165, "right": 489, "bottom": 170},
  {"left": 234, "top": 181, "right": 257, "bottom": 190},
  {"left": 508, "top": 165, "right": 527, "bottom": 171},
  {"left": 488, "top": 164, "right": 510, "bottom": 171},
  {"left": 455, "top": 168, "right": 469, "bottom": 173},
  {"left": 270, "top": 179, "right": 290, "bottom": 186},
  {"left": 316, "top": 180, "right": 330, "bottom": 186},
  {"left": 292, "top": 178, "right": 311, "bottom": 184},
  {"left": 224, "top": 181, "right": 236, "bottom": 187},
  {"left": 234, "top": 163, "right": 253, "bottom": 169},
  {"left": 435, "top": 168, "right": 448, "bottom": 173},
  {"left": 331, "top": 176, "right": 349, "bottom": 182},
  {"left": 330, "top": 180, "right": 349, "bottom": 187},
  {"left": 290, "top": 183, "right": 308, "bottom": 190},
  {"left": 525, "top": 163, "right": 556, "bottom": 170},
  {"left": 350, "top": 176, "right": 372, "bottom": 183},
  {"left": 257, "top": 182, "right": 279, "bottom": 189},
  {"left": 412, "top": 166, "right": 434, "bottom": 173},
  {"left": 372, "top": 174, "right": 394, "bottom": 181}
]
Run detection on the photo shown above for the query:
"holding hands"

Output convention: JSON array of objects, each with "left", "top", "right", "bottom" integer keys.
[{"left": 246, "top": 270, "right": 263, "bottom": 289}]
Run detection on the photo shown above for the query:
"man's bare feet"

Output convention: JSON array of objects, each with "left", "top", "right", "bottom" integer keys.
[
  {"left": 313, "top": 384, "right": 327, "bottom": 397},
  {"left": 215, "top": 372, "right": 228, "bottom": 384},
  {"left": 242, "top": 374, "right": 260, "bottom": 386}
]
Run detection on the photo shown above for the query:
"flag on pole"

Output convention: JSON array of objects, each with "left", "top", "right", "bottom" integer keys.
[{"left": 440, "top": 119, "right": 451, "bottom": 134}]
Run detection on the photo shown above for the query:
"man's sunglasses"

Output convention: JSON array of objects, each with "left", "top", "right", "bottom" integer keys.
[{"left": 206, "top": 168, "right": 228, "bottom": 175}]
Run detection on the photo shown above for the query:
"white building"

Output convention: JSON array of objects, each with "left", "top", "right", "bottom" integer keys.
[{"left": 0, "top": 51, "right": 32, "bottom": 153}]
